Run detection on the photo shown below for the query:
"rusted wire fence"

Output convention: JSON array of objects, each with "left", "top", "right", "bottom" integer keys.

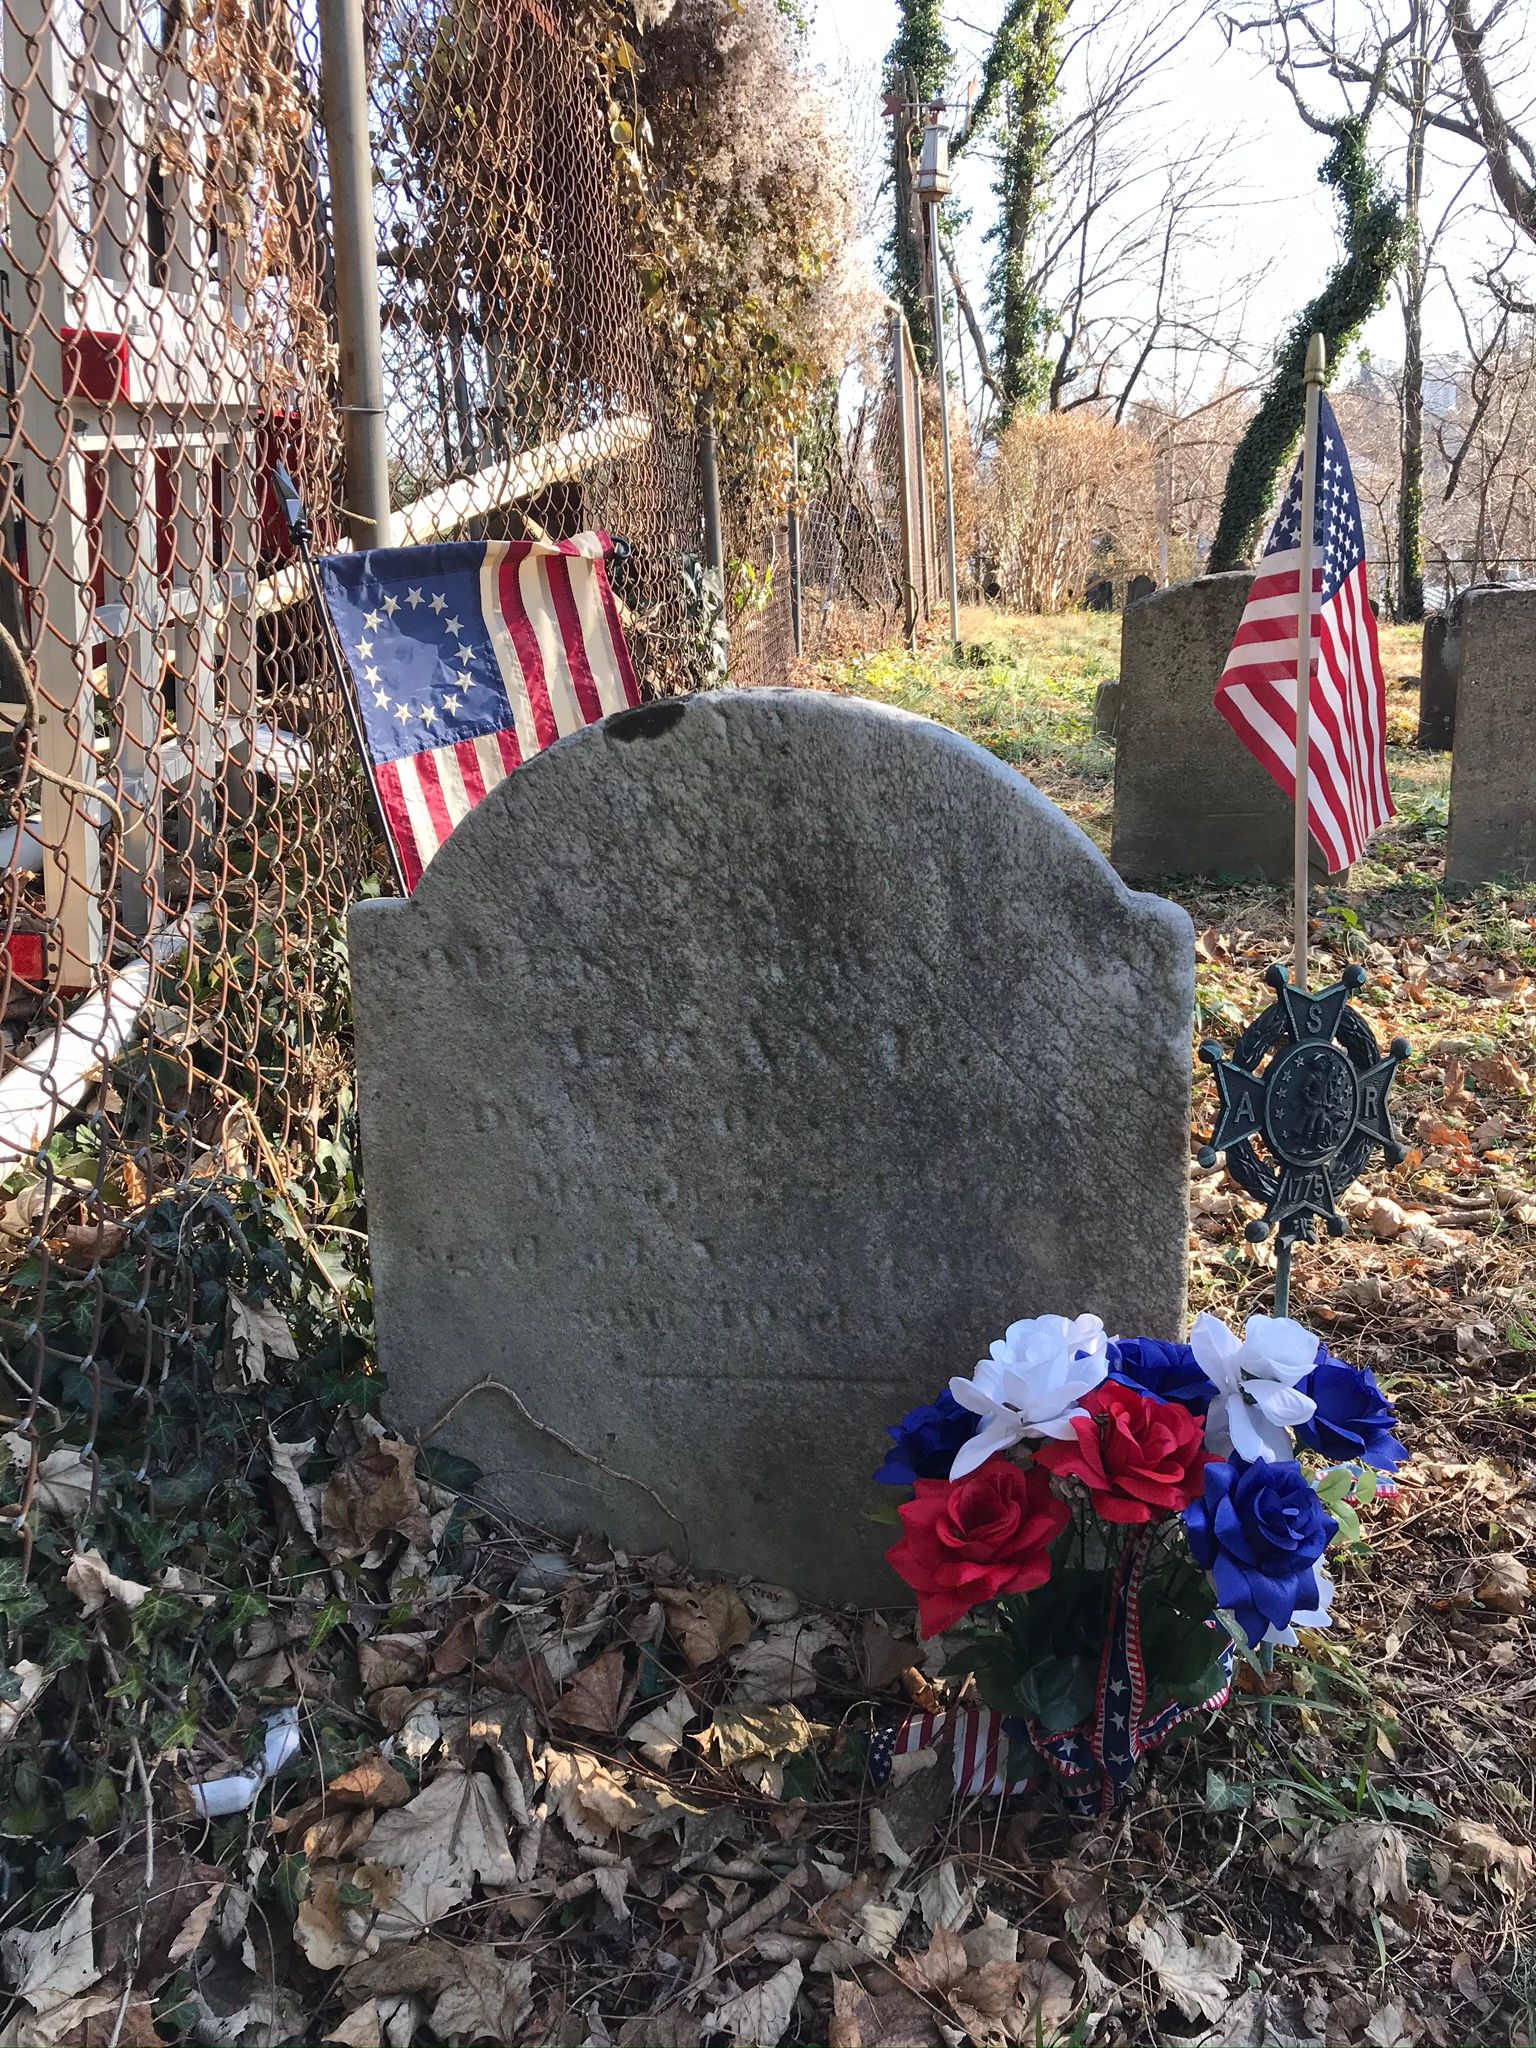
[
  {"left": 725, "top": 310, "right": 937, "bottom": 685},
  {"left": 0, "top": 0, "right": 924, "bottom": 1519}
]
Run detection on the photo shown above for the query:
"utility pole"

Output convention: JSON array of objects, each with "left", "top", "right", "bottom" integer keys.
[{"left": 917, "top": 107, "right": 960, "bottom": 652}]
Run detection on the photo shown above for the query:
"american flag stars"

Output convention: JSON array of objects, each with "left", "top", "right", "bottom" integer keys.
[{"left": 316, "top": 533, "right": 639, "bottom": 890}]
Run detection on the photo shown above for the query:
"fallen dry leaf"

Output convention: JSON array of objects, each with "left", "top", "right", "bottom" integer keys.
[
  {"left": 706, "top": 1961, "right": 802, "bottom": 2047},
  {"left": 0, "top": 1988, "right": 162, "bottom": 2047},
  {"left": 363, "top": 1767, "right": 517, "bottom": 1943},
  {"left": 227, "top": 1293, "right": 299, "bottom": 1385},
  {"left": 266, "top": 1434, "right": 320, "bottom": 1542},
  {"left": 627, "top": 1690, "right": 695, "bottom": 1766},
  {"left": 323, "top": 2002, "right": 382, "bottom": 2048},
  {"left": 321, "top": 1438, "right": 430, "bottom": 1560},
  {"left": 893, "top": 1925, "right": 969, "bottom": 1999},
  {"left": 89, "top": 1849, "right": 223, "bottom": 1984},
  {"left": 0, "top": 1893, "right": 98, "bottom": 2009},
  {"left": 326, "top": 1753, "right": 413, "bottom": 1810},
  {"left": 707, "top": 1702, "right": 817, "bottom": 1770},
  {"left": 828, "top": 1975, "right": 940, "bottom": 2048},
  {"left": 731, "top": 1618, "right": 842, "bottom": 1703},
  {"left": 1474, "top": 1553, "right": 1529, "bottom": 1615},
  {"left": 1297, "top": 1819, "right": 1410, "bottom": 1917},
  {"left": 657, "top": 1584, "right": 752, "bottom": 1668},
  {"left": 63, "top": 1550, "right": 149, "bottom": 1616},
  {"left": 542, "top": 1749, "right": 647, "bottom": 1843},
  {"left": 1127, "top": 1907, "right": 1241, "bottom": 2023},
  {"left": 1447, "top": 1820, "right": 1533, "bottom": 1897},
  {"left": 426, "top": 1949, "right": 534, "bottom": 2044},
  {"left": 1467, "top": 1054, "right": 1530, "bottom": 1097},
  {"left": 552, "top": 1645, "right": 634, "bottom": 1733},
  {"left": 357, "top": 1635, "right": 432, "bottom": 1693},
  {"left": 1, "top": 1436, "right": 93, "bottom": 1521}
]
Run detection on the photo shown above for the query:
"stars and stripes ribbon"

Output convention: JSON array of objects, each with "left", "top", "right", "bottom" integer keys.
[
  {"left": 868, "top": 1706, "right": 1039, "bottom": 1801},
  {"left": 870, "top": 1538, "right": 1233, "bottom": 1816},
  {"left": 317, "top": 532, "right": 639, "bottom": 891},
  {"left": 1215, "top": 394, "right": 1394, "bottom": 873}
]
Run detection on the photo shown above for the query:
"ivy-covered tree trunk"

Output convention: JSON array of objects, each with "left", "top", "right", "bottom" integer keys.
[
  {"left": 988, "top": 0, "right": 1065, "bottom": 423},
  {"left": 1397, "top": 10, "right": 1429, "bottom": 623},
  {"left": 883, "top": 0, "right": 951, "bottom": 371},
  {"left": 1207, "top": 120, "right": 1408, "bottom": 573}
]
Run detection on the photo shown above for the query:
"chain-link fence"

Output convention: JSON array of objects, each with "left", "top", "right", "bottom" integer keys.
[
  {"left": 0, "top": 0, "right": 924, "bottom": 1526},
  {"left": 725, "top": 310, "right": 939, "bottom": 685}
]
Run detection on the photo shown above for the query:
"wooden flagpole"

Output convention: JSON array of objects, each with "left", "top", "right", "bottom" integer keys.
[{"left": 1293, "top": 332, "right": 1327, "bottom": 991}]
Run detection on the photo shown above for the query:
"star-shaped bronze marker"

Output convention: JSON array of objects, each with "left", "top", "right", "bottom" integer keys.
[{"left": 1199, "top": 964, "right": 1410, "bottom": 1247}]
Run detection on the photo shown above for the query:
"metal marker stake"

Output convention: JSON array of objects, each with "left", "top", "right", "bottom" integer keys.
[{"left": 1293, "top": 333, "right": 1326, "bottom": 989}]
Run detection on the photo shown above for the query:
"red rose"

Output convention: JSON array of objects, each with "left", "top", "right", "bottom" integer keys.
[
  {"left": 886, "top": 1459, "right": 1068, "bottom": 1637},
  {"left": 1034, "top": 1381, "right": 1207, "bottom": 1524}
]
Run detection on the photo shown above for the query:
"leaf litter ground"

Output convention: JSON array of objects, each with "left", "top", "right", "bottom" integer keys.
[{"left": 0, "top": 615, "right": 1531, "bottom": 2047}]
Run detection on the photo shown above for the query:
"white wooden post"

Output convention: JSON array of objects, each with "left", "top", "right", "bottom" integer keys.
[
  {"left": 101, "top": 436, "right": 162, "bottom": 935},
  {"left": 4, "top": 0, "right": 105, "bottom": 985}
]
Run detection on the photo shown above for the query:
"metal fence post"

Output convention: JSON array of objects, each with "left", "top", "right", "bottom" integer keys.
[
  {"left": 891, "top": 311, "right": 919, "bottom": 650},
  {"left": 699, "top": 391, "right": 724, "bottom": 578},
  {"left": 913, "top": 367, "right": 935, "bottom": 622},
  {"left": 319, "top": 0, "right": 392, "bottom": 550},
  {"left": 787, "top": 437, "right": 803, "bottom": 658}
]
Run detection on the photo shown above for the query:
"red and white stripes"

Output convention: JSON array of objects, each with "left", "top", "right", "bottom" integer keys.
[{"left": 1215, "top": 549, "right": 1393, "bottom": 873}]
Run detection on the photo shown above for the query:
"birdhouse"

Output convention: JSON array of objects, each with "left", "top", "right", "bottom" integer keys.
[{"left": 917, "top": 118, "right": 950, "bottom": 203}]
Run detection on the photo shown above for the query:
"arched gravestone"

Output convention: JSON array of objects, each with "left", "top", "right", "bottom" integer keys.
[
  {"left": 1111, "top": 574, "right": 1336, "bottom": 885},
  {"left": 349, "top": 690, "right": 1195, "bottom": 1603},
  {"left": 1446, "top": 586, "right": 1536, "bottom": 883}
]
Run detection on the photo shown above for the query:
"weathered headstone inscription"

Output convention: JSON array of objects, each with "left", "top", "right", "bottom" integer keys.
[
  {"left": 1446, "top": 586, "right": 1536, "bottom": 884},
  {"left": 1111, "top": 573, "right": 1334, "bottom": 885},
  {"left": 350, "top": 690, "right": 1194, "bottom": 1603},
  {"left": 1416, "top": 608, "right": 1458, "bottom": 751}
]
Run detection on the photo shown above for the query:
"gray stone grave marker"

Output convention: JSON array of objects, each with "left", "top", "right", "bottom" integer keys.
[
  {"left": 1111, "top": 573, "right": 1334, "bottom": 885},
  {"left": 350, "top": 690, "right": 1194, "bottom": 1604},
  {"left": 1416, "top": 608, "right": 1458, "bottom": 751},
  {"left": 1446, "top": 586, "right": 1536, "bottom": 884}
]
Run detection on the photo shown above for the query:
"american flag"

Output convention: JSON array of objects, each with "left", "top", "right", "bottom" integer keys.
[
  {"left": 317, "top": 532, "right": 639, "bottom": 890},
  {"left": 1214, "top": 394, "right": 1393, "bottom": 872},
  {"left": 868, "top": 1706, "right": 1037, "bottom": 1800}
]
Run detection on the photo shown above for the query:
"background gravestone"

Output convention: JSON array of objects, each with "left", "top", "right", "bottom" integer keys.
[
  {"left": 1111, "top": 572, "right": 1334, "bottom": 885},
  {"left": 350, "top": 690, "right": 1195, "bottom": 1604},
  {"left": 1446, "top": 586, "right": 1536, "bottom": 884},
  {"left": 1417, "top": 608, "right": 1459, "bottom": 751}
]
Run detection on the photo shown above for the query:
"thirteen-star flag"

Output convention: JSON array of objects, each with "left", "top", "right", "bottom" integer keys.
[
  {"left": 317, "top": 532, "right": 639, "bottom": 890},
  {"left": 1213, "top": 395, "right": 1393, "bottom": 872}
]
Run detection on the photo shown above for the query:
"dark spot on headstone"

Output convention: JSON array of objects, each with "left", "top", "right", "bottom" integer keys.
[{"left": 606, "top": 700, "right": 688, "bottom": 743}]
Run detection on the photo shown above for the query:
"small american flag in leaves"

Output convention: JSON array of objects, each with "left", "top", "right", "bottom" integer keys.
[
  {"left": 1214, "top": 394, "right": 1393, "bottom": 872},
  {"left": 318, "top": 532, "right": 638, "bottom": 890}
]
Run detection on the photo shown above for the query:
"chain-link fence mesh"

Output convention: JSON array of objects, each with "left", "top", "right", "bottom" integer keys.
[
  {"left": 725, "top": 311, "right": 935, "bottom": 685},
  {"left": 0, "top": 0, "right": 922, "bottom": 1529}
]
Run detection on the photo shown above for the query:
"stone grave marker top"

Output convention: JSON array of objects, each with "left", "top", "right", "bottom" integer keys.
[{"left": 349, "top": 689, "right": 1195, "bottom": 1603}]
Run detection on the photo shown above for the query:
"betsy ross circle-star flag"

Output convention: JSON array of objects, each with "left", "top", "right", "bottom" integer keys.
[
  {"left": 318, "top": 532, "right": 639, "bottom": 890},
  {"left": 1213, "top": 395, "right": 1393, "bottom": 873}
]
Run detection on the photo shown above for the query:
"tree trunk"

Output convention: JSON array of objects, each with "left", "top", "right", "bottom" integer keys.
[{"left": 1397, "top": 2, "right": 1428, "bottom": 622}]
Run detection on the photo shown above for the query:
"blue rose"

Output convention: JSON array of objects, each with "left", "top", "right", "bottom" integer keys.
[
  {"left": 1108, "top": 1337, "right": 1215, "bottom": 1414},
  {"left": 1183, "top": 1458, "right": 1337, "bottom": 1649},
  {"left": 875, "top": 1390, "right": 981, "bottom": 1486},
  {"left": 1294, "top": 1357, "right": 1405, "bottom": 1470}
]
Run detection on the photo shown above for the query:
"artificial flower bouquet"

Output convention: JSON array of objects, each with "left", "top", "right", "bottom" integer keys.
[{"left": 876, "top": 1310, "right": 1403, "bottom": 1807}]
